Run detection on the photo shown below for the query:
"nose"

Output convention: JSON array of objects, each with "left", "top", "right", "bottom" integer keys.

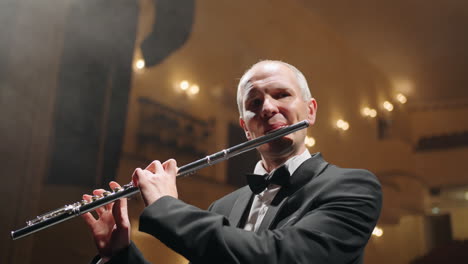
[{"left": 261, "top": 96, "right": 279, "bottom": 118}]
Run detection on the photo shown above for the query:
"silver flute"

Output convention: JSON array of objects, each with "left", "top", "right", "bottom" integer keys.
[{"left": 11, "top": 120, "right": 309, "bottom": 240}]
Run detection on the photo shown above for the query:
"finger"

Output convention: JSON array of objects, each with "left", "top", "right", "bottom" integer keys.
[
  {"left": 132, "top": 168, "right": 141, "bottom": 187},
  {"left": 162, "top": 159, "right": 178, "bottom": 176},
  {"left": 81, "top": 212, "right": 97, "bottom": 227},
  {"left": 113, "top": 198, "right": 130, "bottom": 229},
  {"left": 83, "top": 194, "right": 93, "bottom": 203},
  {"left": 153, "top": 160, "right": 164, "bottom": 174},
  {"left": 145, "top": 161, "right": 157, "bottom": 173},
  {"left": 109, "top": 181, "right": 122, "bottom": 190},
  {"left": 135, "top": 168, "right": 149, "bottom": 186},
  {"left": 92, "top": 189, "right": 108, "bottom": 214}
]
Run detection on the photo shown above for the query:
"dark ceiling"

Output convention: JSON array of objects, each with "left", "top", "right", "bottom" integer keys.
[{"left": 301, "top": 0, "right": 468, "bottom": 104}]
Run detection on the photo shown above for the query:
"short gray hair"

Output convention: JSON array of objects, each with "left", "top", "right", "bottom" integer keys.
[{"left": 236, "top": 60, "right": 312, "bottom": 117}]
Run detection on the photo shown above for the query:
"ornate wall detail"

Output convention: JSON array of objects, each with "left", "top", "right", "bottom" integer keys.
[
  {"left": 136, "top": 97, "right": 215, "bottom": 161},
  {"left": 416, "top": 131, "right": 468, "bottom": 151}
]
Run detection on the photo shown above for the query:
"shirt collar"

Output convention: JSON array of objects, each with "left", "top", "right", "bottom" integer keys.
[{"left": 253, "top": 148, "right": 312, "bottom": 177}]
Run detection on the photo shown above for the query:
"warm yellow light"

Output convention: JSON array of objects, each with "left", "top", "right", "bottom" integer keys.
[
  {"left": 464, "top": 191, "right": 468, "bottom": 201},
  {"left": 383, "top": 101, "right": 394, "bottom": 112},
  {"left": 180, "top": 80, "right": 190, "bottom": 91},
  {"left": 342, "top": 122, "right": 349, "bottom": 130},
  {"left": 336, "top": 119, "right": 350, "bottom": 131},
  {"left": 135, "top": 59, "right": 145, "bottom": 70},
  {"left": 396, "top": 93, "right": 407, "bottom": 104},
  {"left": 372, "top": 226, "right": 383, "bottom": 237},
  {"left": 362, "top": 107, "right": 370, "bottom": 116},
  {"left": 362, "top": 107, "right": 377, "bottom": 118},
  {"left": 188, "top": 84, "right": 200, "bottom": 95},
  {"left": 337, "top": 119, "right": 345, "bottom": 128},
  {"left": 305, "top": 136, "right": 316, "bottom": 147}
]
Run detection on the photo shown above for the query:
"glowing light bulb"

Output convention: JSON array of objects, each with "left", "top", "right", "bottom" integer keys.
[
  {"left": 336, "top": 119, "right": 350, "bottom": 131},
  {"left": 383, "top": 101, "right": 394, "bottom": 112},
  {"left": 372, "top": 227, "right": 383, "bottom": 237},
  {"left": 362, "top": 107, "right": 371, "bottom": 117},
  {"left": 342, "top": 122, "right": 349, "bottom": 130},
  {"left": 180, "top": 81, "right": 189, "bottom": 91},
  {"left": 135, "top": 59, "right": 145, "bottom": 70},
  {"left": 396, "top": 93, "right": 407, "bottom": 104},
  {"left": 305, "top": 136, "right": 316, "bottom": 147},
  {"left": 337, "top": 119, "right": 345, "bottom": 128},
  {"left": 362, "top": 107, "right": 377, "bottom": 118},
  {"left": 189, "top": 84, "right": 199, "bottom": 95}
]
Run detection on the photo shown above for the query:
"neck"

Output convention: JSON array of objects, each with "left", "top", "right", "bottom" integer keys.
[{"left": 260, "top": 145, "right": 306, "bottom": 172}]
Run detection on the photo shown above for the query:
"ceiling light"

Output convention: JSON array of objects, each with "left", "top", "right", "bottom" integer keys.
[
  {"left": 135, "top": 59, "right": 145, "bottom": 70},
  {"left": 383, "top": 101, "right": 394, "bottom": 112},
  {"left": 188, "top": 84, "right": 199, "bottom": 95},
  {"left": 396, "top": 93, "right": 407, "bottom": 104},
  {"left": 336, "top": 119, "right": 350, "bottom": 131},
  {"left": 305, "top": 136, "right": 316, "bottom": 147},
  {"left": 362, "top": 107, "right": 377, "bottom": 118},
  {"left": 372, "top": 226, "right": 383, "bottom": 237},
  {"left": 180, "top": 80, "right": 189, "bottom": 91}
]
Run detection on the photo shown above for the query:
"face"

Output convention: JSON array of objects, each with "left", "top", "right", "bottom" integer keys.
[{"left": 239, "top": 62, "right": 317, "bottom": 159}]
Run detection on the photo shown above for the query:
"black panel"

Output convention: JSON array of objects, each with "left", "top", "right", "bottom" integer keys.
[
  {"left": 48, "top": 0, "right": 139, "bottom": 186},
  {"left": 141, "top": 0, "right": 195, "bottom": 67},
  {"left": 226, "top": 123, "right": 259, "bottom": 187}
]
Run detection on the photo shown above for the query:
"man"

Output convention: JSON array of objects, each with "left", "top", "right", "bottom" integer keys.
[{"left": 82, "top": 60, "right": 382, "bottom": 263}]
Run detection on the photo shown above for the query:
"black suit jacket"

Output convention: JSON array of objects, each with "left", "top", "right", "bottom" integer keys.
[{"left": 102, "top": 153, "right": 382, "bottom": 264}]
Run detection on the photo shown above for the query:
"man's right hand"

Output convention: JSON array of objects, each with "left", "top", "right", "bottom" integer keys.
[{"left": 81, "top": 181, "right": 131, "bottom": 263}]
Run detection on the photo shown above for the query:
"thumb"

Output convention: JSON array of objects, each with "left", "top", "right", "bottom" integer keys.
[
  {"left": 112, "top": 198, "right": 130, "bottom": 229},
  {"left": 131, "top": 168, "right": 140, "bottom": 187},
  {"left": 163, "top": 159, "right": 178, "bottom": 177}
]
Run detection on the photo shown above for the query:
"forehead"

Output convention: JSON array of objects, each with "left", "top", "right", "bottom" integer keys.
[{"left": 242, "top": 62, "right": 299, "bottom": 98}]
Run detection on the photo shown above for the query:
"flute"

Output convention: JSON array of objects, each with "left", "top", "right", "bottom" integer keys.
[{"left": 11, "top": 120, "right": 309, "bottom": 240}]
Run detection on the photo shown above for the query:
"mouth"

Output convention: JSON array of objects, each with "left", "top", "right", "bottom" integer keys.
[{"left": 265, "top": 124, "right": 288, "bottom": 135}]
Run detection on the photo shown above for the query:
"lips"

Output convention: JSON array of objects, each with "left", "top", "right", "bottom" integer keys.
[{"left": 264, "top": 124, "right": 288, "bottom": 134}]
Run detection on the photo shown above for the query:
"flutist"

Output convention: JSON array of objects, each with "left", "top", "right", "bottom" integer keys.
[{"left": 82, "top": 60, "right": 382, "bottom": 264}]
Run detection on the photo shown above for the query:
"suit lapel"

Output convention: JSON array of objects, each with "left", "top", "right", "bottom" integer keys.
[
  {"left": 256, "top": 192, "right": 289, "bottom": 232},
  {"left": 227, "top": 153, "right": 329, "bottom": 232},
  {"left": 228, "top": 187, "right": 253, "bottom": 227},
  {"left": 256, "top": 153, "right": 329, "bottom": 232}
]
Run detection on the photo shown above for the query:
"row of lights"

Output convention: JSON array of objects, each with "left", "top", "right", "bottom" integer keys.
[
  {"left": 135, "top": 59, "right": 405, "bottom": 146},
  {"left": 363, "top": 93, "right": 407, "bottom": 118},
  {"left": 335, "top": 93, "right": 408, "bottom": 132},
  {"left": 305, "top": 93, "right": 408, "bottom": 149},
  {"left": 179, "top": 80, "right": 200, "bottom": 95},
  {"left": 135, "top": 59, "right": 202, "bottom": 98},
  {"left": 134, "top": 59, "right": 201, "bottom": 97},
  {"left": 430, "top": 190, "right": 468, "bottom": 215}
]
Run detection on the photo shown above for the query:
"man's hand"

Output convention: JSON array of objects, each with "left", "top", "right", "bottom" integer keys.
[
  {"left": 81, "top": 181, "right": 131, "bottom": 262},
  {"left": 132, "top": 159, "right": 178, "bottom": 206}
]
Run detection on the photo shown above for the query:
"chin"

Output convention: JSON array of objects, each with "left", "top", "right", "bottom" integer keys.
[{"left": 259, "top": 136, "right": 295, "bottom": 156}]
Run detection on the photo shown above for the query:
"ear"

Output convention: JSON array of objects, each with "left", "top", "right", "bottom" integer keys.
[
  {"left": 239, "top": 117, "right": 252, "bottom": 140},
  {"left": 306, "top": 98, "right": 317, "bottom": 125}
]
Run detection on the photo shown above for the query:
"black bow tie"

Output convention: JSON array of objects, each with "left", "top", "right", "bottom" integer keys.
[{"left": 246, "top": 165, "right": 290, "bottom": 194}]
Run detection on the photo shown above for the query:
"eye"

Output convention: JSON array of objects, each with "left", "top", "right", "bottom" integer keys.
[
  {"left": 250, "top": 98, "right": 263, "bottom": 108},
  {"left": 277, "top": 92, "right": 290, "bottom": 99}
]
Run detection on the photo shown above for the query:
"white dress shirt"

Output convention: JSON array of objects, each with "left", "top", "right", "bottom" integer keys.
[{"left": 243, "top": 149, "right": 312, "bottom": 232}]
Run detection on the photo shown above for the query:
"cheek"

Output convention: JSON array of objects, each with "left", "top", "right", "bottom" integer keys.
[{"left": 243, "top": 110, "right": 256, "bottom": 121}]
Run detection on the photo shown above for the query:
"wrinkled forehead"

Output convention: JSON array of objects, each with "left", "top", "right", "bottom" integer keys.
[{"left": 240, "top": 62, "right": 298, "bottom": 98}]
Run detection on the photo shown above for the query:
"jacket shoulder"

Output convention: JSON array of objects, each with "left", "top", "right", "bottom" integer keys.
[{"left": 208, "top": 185, "right": 251, "bottom": 215}]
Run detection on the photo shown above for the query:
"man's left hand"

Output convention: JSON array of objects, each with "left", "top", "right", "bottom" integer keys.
[{"left": 132, "top": 159, "right": 178, "bottom": 206}]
